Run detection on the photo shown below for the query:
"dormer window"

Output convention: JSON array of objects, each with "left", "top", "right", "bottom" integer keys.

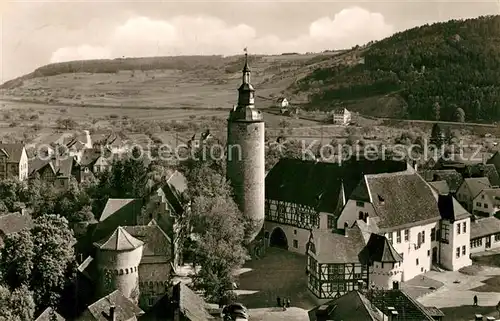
[{"left": 378, "top": 195, "right": 385, "bottom": 204}]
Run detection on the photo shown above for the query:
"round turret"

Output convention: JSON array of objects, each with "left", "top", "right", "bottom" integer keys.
[{"left": 94, "top": 226, "right": 144, "bottom": 303}]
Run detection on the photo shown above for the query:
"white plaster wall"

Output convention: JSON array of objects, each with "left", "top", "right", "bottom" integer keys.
[
  {"left": 18, "top": 148, "right": 28, "bottom": 181},
  {"left": 386, "top": 221, "right": 439, "bottom": 282},
  {"left": 473, "top": 192, "right": 498, "bottom": 216},
  {"left": 370, "top": 261, "right": 402, "bottom": 289},
  {"left": 450, "top": 218, "right": 472, "bottom": 270},
  {"left": 336, "top": 200, "right": 376, "bottom": 229},
  {"left": 263, "top": 221, "right": 309, "bottom": 255},
  {"left": 470, "top": 234, "right": 500, "bottom": 254}
]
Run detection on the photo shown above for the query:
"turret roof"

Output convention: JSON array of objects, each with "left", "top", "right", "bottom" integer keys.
[{"left": 93, "top": 226, "right": 143, "bottom": 251}]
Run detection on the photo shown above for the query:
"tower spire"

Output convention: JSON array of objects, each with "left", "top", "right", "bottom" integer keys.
[{"left": 237, "top": 47, "right": 255, "bottom": 107}]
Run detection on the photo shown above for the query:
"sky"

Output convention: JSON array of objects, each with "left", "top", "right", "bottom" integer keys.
[{"left": 1, "top": 0, "right": 499, "bottom": 83}]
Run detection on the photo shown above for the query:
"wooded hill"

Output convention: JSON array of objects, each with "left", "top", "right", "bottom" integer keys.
[{"left": 293, "top": 15, "right": 500, "bottom": 122}]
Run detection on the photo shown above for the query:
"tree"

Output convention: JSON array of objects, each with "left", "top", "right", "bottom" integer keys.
[
  {"left": 190, "top": 195, "right": 248, "bottom": 303},
  {"left": 430, "top": 123, "right": 444, "bottom": 148},
  {"left": 0, "top": 215, "right": 77, "bottom": 308},
  {"left": 55, "top": 118, "right": 77, "bottom": 130},
  {"left": 433, "top": 102, "right": 441, "bottom": 121},
  {"left": 455, "top": 107, "right": 465, "bottom": 123},
  {"left": 0, "top": 285, "right": 35, "bottom": 321}
]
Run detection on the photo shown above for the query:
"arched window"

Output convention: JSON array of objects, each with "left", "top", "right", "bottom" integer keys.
[{"left": 417, "top": 232, "right": 422, "bottom": 248}]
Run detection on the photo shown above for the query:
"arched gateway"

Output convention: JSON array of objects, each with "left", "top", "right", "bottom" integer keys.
[{"left": 269, "top": 227, "right": 288, "bottom": 249}]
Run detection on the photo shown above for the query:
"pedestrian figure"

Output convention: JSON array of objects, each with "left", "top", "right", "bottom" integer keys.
[
  {"left": 276, "top": 296, "right": 281, "bottom": 307},
  {"left": 282, "top": 301, "right": 287, "bottom": 311},
  {"left": 287, "top": 298, "right": 291, "bottom": 308},
  {"left": 474, "top": 295, "right": 478, "bottom": 306}
]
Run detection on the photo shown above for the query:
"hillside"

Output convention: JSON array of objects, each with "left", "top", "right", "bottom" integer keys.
[
  {"left": 293, "top": 15, "right": 500, "bottom": 122},
  {"left": 0, "top": 51, "right": 349, "bottom": 109}
]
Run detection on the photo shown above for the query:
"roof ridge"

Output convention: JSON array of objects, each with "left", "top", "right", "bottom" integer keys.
[{"left": 398, "top": 289, "right": 436, "bottom": 320}]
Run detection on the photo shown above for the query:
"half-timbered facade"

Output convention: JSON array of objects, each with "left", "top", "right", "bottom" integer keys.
[
  {"left": 264, "top": 158, "right": 409, "bottom": 255},
  {"left": 306, "top": 227, "right": 369, "bottom": 300}
]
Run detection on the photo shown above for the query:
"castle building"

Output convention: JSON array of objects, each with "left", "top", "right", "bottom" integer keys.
[
  {"left": 226, "top": 53, "right": 265, "bottom": 241},
  {"left": 93, "top": 227, "right": 144, "bottom": 304}
]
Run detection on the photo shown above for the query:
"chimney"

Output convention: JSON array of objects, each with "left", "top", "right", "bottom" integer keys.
[
  {"left": 474, "top": 314, "right": 483, "bottom": 321},
  {"left": 109, "top": 305, "right": 116, "bottom": 321}
]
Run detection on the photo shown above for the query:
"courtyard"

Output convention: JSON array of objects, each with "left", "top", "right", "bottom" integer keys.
[{"left": 235, "top": 247, "right": 317, "bottom": 310}]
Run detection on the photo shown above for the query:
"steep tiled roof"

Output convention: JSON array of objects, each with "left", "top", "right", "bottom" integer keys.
[
  {"left": 99, "top": 199, "right": 138, "bottom": 222},
  {"left": 470, "top": 216, "right": 500, "bottom": 239},
  {"left": 93, "top": 226, "right": 144, "bottom": 251},
  {"left": 308, "top": 227, "right": 366, "bottom": 263},
  {"left": 369, "top": 289, "right": 436, "bottom": 321},
  {"left": 265, "top": 158, "right": 408, "bottom": 213},
  {"left": 80, "top": 148, "right": 103, "bottom": 166},
  {"left": 420, "top": 169, "right": 463, "bottom": 193},
  {"left": 85, "top": 290, "right": 144, "bottom": 321},
  {"left": 31, "top": 158, "right": 74, "bottom": 178},
  {"left": 309, "top": 291, "right": 384, "bottom": 321},
  {"left": 428, "top": 180, "right": 450, "bottom": 195},
  {"left": 463, "top": 177, "right": 492, "bottom": 199},
  {"left": 35, "top": 307, "right": 65, "bottom": 321},
  {"left": 147, "top": 282, "right": 214, "bottom": 320},
  {"left": 466, "top": 164, "right": 500, "bottom": 187},
  {"left": 123, "top": 220, "right": 171, "bottom": 257},
  {"left": 360, "top": 233, "right": 403, "bottom": 264},
  {"left": 436, "top": 193, "right": 470, "bottom": 222},
  {"left": 487, "top": 151, "right": 500, "bottom": 175},
  {"left": 0, "top": 143, "right": 24, "bottom": 163},
  {"left": 364, "top": 173, "right": 441, "bottom": 229}
]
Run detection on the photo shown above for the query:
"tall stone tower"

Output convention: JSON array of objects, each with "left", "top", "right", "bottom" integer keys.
[
  {"left": 93, "top": 226, "right": 144, "bottom": 304},
  {"left": 227, "top": 52, "right": 265, "bottom": 242}
]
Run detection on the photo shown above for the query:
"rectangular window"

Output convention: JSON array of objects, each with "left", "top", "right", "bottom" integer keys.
[
  {"left": 457, "top": 223, "right": 461, "bottom": 235},
  {"left": 431, "top": 228, "right": 436, "bottom": 241},
  {"left": 396, "top": 230, "right": 401, "bottom": 244},
  {"left": 456, "top": 247, "right": 460, "bottom": 258},
  {"left": 462, "top": 245, "right": 466, "bottom": 256},
  {"left": 495, "top": 234, "right": 500, "bottom": 242},
  {"left": 422, "top": 231, "right": 425, "bottom": 244},
  {"left": 427, "top": 250, "right": 430, "bottom": 257},
  {"left": 387, "top": 232, "right": 393, "bottom": 244},
  {"left": 463, "top": 222, "right": 466, "bottom": 234},
  {"left": 356, "top": 201, "right": 364, "bottom": 207},
  {"left": 327, "top": 215, "right": 335, "bottom": 229},
  {"left": 416, "top": 258, "right": 419, "bottom": 265},
  {"left": 476, "top": 202, "right": 481, "bottom": 207},
  {"left": 442, "top": 223, "right": 450, "bottom": 242},
  {"left": 404, "top": 229, "right": 409, "bottom": 242},
  {"left": 293, "top": 240, "right": 298, "bottom": 248},
  {"left": 485, "top": 203, "right": 489, "bottom": 208}
]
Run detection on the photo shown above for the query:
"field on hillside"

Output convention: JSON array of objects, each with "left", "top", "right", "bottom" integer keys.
[{"left": 1, "top": 52, "right": 343, "bottom": 110}]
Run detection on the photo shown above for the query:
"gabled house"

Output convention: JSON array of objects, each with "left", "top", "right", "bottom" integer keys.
[
  {"left": 472, "top": 188, "right": 500, "bottom": 217},
  {"left": 332, "top": 108, "right": 351, "bottom": 125},
  {"left": 456, "top": 177, "right": 491, "bottom": 212},
  {"left": 0, "top": 143, "right": 29, "bottom": 181},
  {"left": 336, "top": 172, "right": 471, "bottom": 286},
  {"left": 76, "top": 290, "right": 144, "bottom": 321},
  {"left": 29, "top": 157, "right": 76, "bottom": 190},
  {"left": 487, "top": 150, "right": 500, "bottom": 175},
  {"left": 93, "top": 132, "right": 129, "bottom": 154},
  {"left": 140, "top": 282, "right": 214, "bottom": 321},
  {"left": 470, "top": 216, "right": 500, "bottom": 254},
  {"left": 276, "top": 97, "right": 289, "bottom": 108}
]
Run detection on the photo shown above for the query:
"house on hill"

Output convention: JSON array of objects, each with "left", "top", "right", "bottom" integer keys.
[
  {"left": 420, "top": 169, "right": 463, "bottom": 195},
  {"left": 29, "top": 157, "right": 76, "bottom": 190},
  {"left": 276, "top": 97, "right": 289, "bottom": 108},
  {"left": 332, "top": 108, "right": 351, "bottom": 125},
  {"left": 0, "top": 143, "right": 29, "bottom": 181}
]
